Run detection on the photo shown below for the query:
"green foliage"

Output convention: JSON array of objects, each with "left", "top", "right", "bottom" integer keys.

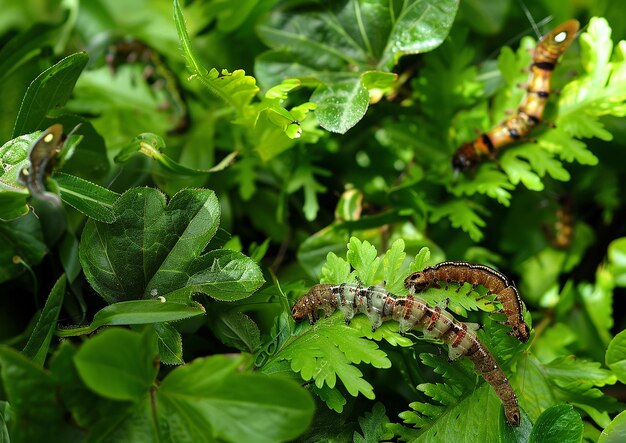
[{"left": 1, "top": 1, "right": 625, "bottom": 441}]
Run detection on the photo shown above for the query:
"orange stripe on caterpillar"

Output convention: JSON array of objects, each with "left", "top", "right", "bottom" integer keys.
[
  {"left": 291, "top": 283, "right": 521, "bottom": 426},
  {"left": 403, "top": 261, "right": 530, "bottom": 342},
  {"left": 453, "top": 20, "right": 580, "bottom": 171}
]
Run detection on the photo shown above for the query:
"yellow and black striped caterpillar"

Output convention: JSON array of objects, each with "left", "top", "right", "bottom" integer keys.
[
  {"left": 291, "top": 283, "right": 521, "bottom": 426},
  {"left": 404, "top": 261, "right": 530, "bottom": 342},
  {"left": 453, "top": 20, "right": 580, "bottom": 171}
]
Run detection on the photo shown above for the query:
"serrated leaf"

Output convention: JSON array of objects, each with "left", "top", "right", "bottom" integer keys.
[
  {"left": 210, "top": 310, "right": 261, "bottom": 353},
  {"left": 275, "top": 314, "right": 390, "bottom": 399},
  {"left": 430, "top": 200, "right": 486, "bottom": 242},
  {"left": 381, "top": 239, "right": 407, "bottom": 294},
  {"left": 347, "top": 237, "right": 381, "bottom": 285},
  {"left": 354, "top": 402, "right": 392, "bottom": 443},
  {"left": 154, "top": 322, "right": 184, "bottom": 365},
  {"left": 320, "top": 251, "right": 352, "bottom": 284},
  {"left": 54, "top": 172, "right": 119, "bottom": 223}
]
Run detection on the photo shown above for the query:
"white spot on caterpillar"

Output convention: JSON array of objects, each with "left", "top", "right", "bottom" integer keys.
[
  {"left": 150, "top": 288, "right": 158, "bottom": 296},
  {"left": 43, "top": 133, "right": 54, "bottom": 143},
  {"left": 157, "top": 296, "right": 166, "bottom": 303},
  {"left": 554, "top": 31, "right": 568, "bottom": 43}
]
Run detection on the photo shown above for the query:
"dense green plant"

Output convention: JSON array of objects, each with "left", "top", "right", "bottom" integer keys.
[{"left": 1, "top": 0, "right": 626, "bottom": 442}]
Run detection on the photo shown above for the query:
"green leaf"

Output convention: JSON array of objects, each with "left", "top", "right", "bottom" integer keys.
[
  {"left": 13, "top": 52, "right": 88, "bottom": 137},
  {"left": 0, "top": 212, "right": 46, "bottom": 284},
  {"left": 73, "top": 328, "right": 158, "bottom": 401},
  {"left": 606, "top": 329, "right": 626, "bottom": 383},
  {"left": 311, "top": 79, "right": 369, "bottom": 134},
  {"left": 347, "top": 237, "right": 381, "bottom": 285},
  {"left": 381, "top": 238, "right": 407, "bottom": 294},
  {"left": 379, "top": 0, "right": 460, "bottom": 69},
  {"left": 22, "top": 274, "right": 66, "bottom": 366},
  {"left": 430, "top": 199, "right": 486, "bottom": 242},
  {"left": 157, "top": 354, "right": 314, "bottom": 443},
  {"left": 273, "top": 314, "right": 390, "bottom": 400},
  {"left": 598, "top": 410, "right": 626, "bottom": 443},
  {"left": 154, "top": 322, "right": 184, "bottom": 365},
  {"left": 0, "top": 346, "right": 72, "bottom": 442},
  {"left": 210, "top": 310, "right": 261, "bottom": 353},
  {"left": 57, "top": 300, "right": 205, "bottom": 337},
  {"left": 54, "top": 172, "right": 119, "bottom": 223},
  {"left": 354, "top": 402, "right": 392, "bottom": 443},
  {"left": 528, "top": 405, "right": 583, "bottom": 443},
  {"left": 79, "top": 187, "right": 264, "bottom": 304},
  {"left": 173, "top": 0, "right": 208, "bottom": 76},
  {"left": 320, "top": 251, "right": 352, "bottom": 284}
]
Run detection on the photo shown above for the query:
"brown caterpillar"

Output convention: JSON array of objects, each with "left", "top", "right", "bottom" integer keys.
[
  {"left": 542, "top": 196, "right": 574, "bottom": 249},
  {"left": 291, "top": 283, "right": 521, "bottom": 426},
  {"left": 403, "top": 262, "right": 530, "bottom": 342},
  {"left": 453, "top": 20, "right": 580, "bottom": 171}
]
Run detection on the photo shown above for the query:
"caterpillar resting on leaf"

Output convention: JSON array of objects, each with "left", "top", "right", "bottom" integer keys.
[
  {"left": 453, "top": 20, "right": 580, "bottom": 171},
  {"left": 404, "top": 262, "right": 530, "bottom": 342},
  {"left": 291, "top": 283, "right": 521, "bottom": 426}
]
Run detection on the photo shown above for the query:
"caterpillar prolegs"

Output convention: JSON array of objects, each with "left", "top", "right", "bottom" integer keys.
[
  {"left": 453, "top": 20, "right": 580, "bottom": 171},
  {"left": 291, "top": 283, "right": 521, "bottom": 426},
  {"left": 404, "top": 261, "right": 530, "bottom": 342}
]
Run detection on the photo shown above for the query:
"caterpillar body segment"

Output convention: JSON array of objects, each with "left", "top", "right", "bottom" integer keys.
[
  {"left": 452, "top": 20, "right": 580, "bottom": 171},
  {"left": 403, "top": 261, "right": 530, "bottom": 342}
]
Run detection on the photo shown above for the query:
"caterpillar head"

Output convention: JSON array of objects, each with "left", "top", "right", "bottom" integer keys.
[
  {"left": 403, "top": 272, "right": 430, "bottom": 292},
  {"left": 510, "top": 321, "right": 531, "bottom": 342},
  {"left": 452, "top": 142, "right": 477, "bottom": 172},
  {"left": 291, "top": 296, "right": 312, "bottom": 322}
]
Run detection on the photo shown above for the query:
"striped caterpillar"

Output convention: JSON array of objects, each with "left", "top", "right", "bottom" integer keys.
[
  {"left": 291, "top": 283, "right": 521, "bottom": 426},
  {"left": 453, "top": 20, "right": 580, "bottom": 171},
  {"left": 403, "top": 262, "right": 530, "bottom": 342}
]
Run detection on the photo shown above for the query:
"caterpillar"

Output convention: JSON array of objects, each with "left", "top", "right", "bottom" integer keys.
[
  {"left": 542, "top": 196, "right": 574, "bottom": 249},
  {"left": 291, "top": 283, "right": 521, "bottom": 426},
  {"left": 452, "top": 19, "right": 580, "bottom": 171},
  {"left": 403, "top": 262, "right": 530, "bottom": 342},
  {"left": 105, "top": 38, "right": 189, "bottom": 134}
]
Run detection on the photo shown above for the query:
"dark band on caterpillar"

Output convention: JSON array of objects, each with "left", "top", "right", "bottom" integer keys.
[
  {"left": 291, "top": 283, "right": 521, "bottom": 426},
  {"left": 452, "top": 20, "right": 580, "bottom": 171},
  {"left": 403, "top": 261, "right": 530, "bottom": 342}
]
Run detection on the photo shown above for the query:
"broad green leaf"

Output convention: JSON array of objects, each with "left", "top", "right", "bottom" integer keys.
[
  {"left": 56, "top": 300, "right": 206, "bottom": 337},
  {"left": 606, "top": 329, "right": 626, "bottom": 383},
  {"left": 54, "top": 172, "right": 119, "bottom": 223},
  {"left": 0, "top": 346, "right": 73, "bottom": 442},
  {"left": 528, "top": 405, "right": 583, "bottom": 443},
  {"left": 310, "top": 78, "right": 369, "bottom": 134},
  {"left": 347, "top": 237, "right": 380, "bottom": 285},
  {"left": 73, "top": 328, "right": 158, "bottom": 401},
  {"left": 22, "top": 274, "right": 66, "bottom": 366},
  {"left": 599, "top": 410, "right": 626, "bottom": 443},
  {"left": 79, "top": 187, "right": 264, "bottom": 304},
  {"left": 0, "top": 212, "right": 46, "bottom": 284},
  {"left": 256, "top": 0, "right": 459, "bottom": 132},
  {"left": 13, "top": 52, "right": 88, "bottom": 137},
  {"left": 157, "top": 354, "right": 314, "bottom": 443}
]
